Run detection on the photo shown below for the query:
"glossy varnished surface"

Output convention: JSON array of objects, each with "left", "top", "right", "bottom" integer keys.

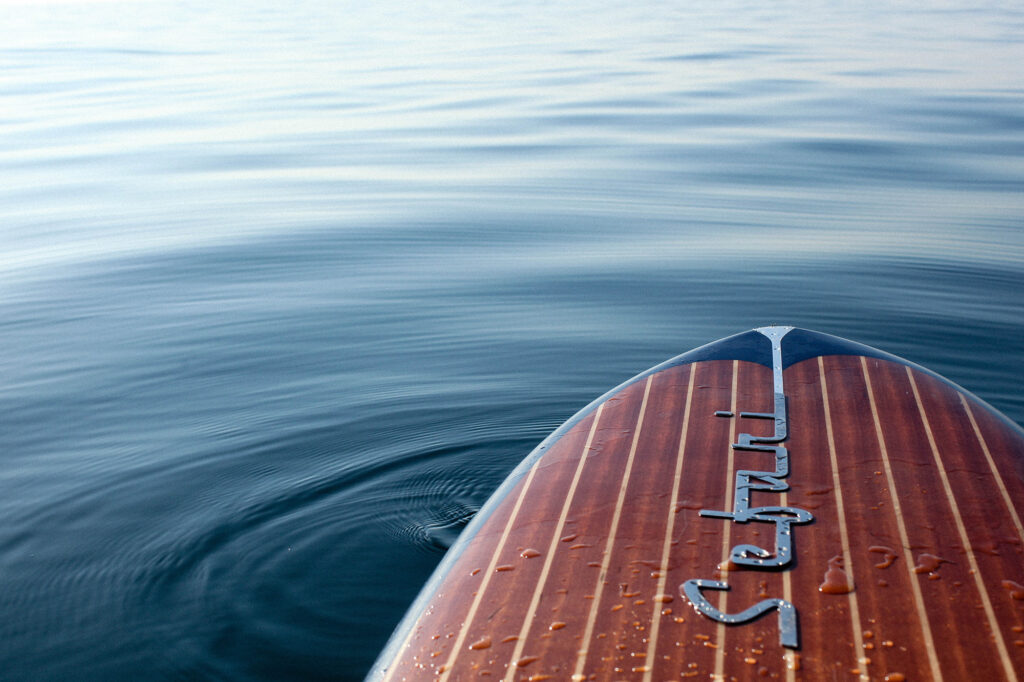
[{"left": 373, "top": 344, "right": 1024, "bottom": 681}]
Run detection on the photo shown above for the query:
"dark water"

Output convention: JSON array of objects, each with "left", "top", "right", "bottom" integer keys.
[{"left": 2, "top": 0, "right": 1023, "bottom": 679}]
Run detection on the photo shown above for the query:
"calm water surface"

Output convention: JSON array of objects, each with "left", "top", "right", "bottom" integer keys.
[{"left": 1, "top": 0, "right": 1022, "bottom": 679}]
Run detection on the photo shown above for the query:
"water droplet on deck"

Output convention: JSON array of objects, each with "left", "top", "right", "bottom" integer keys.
[
  {"left": 819, "top": 555, "right": 854, "bottom": 594},
  {"left": 521, "top": 548, "right": 541, "bottom": 558},
  {"left": 869, "top": 546, "right": 897, "bottom": 569},
  {"left": 561, "top": 534, "right": 578, "bottom": 543},
  {"left": 515, "top": 656, "right": 539, "bottom": 667},
  {"left": 549, "top": 621, "right": 566, "bottom": 631},
  {"left": 496, "top": 564, "right": 515, "bottom": 572},
  {"left": 913, "top": 553, "right": 947, "bottom": 575},
  {"left": 570, "top": 544, "right": 591, "bottom": 550},
  {"left": 469, "top": 637, "right": 492, "bottom": 650},
  {"left": 501, "top": 635, "right": 518, "bottom": 643},
  {"left": 527, "top": 675, "right": 552, "bottom": 681},
  {"left": 787, "top": 652, "right": 802, "bottom": 671},
  {"left": 653, "top": 594, "right": 673, "bottom": 603},
  {"left": 611, "top": 604, "right": 624, "bottom": 612},
  {"left": 883, "top": 674, "right": 906, "bottom": 682},
  {"left": 1002, "top": 580, "right": 1024, "bottom": 600}
]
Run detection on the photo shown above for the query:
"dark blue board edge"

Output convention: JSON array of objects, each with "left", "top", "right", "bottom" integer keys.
[{"left": 366, "top": 327, "right": 1023, "bottom": 679}]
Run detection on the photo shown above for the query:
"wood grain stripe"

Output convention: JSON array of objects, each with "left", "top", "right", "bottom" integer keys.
[
  {"left": 502, "top": 401, "right": 607, "bottom": 681},
  {"left": 907, "top": 368, "right": 1018, "bottom": 682},
  {"left": 861, "top": 357, "right": 943, "bottom": 682},
  {"left": 818, "top": 356, "right": 867, "bottom": 681},
  {"left": 573, "top": 375, "right": 653, "bottom": 677},
  {"left": 960, "top": 394, "right": 1024, "bottom": 547},
  {"left": 641, "top": 367, "right": 696, "bottom": 682},
  {"left": 713, "top": 360, "right": 739, "bottom": 680}
]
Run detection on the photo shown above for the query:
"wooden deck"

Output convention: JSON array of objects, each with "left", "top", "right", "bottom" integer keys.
[{"left": 374, "top": 333, "right": 1024, "bottom": 681}]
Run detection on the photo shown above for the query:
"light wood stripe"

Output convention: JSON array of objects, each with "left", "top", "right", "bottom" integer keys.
[
  {"left": 907, "top": 368, "right": 1018, "bottom": 682},
  {"left": 818, "top": 357, "right": 867, "bottom": 681},
  {"left": 712, "top": 360, "right": 739, "bottom": 680},
  {"left": 503, "top": 402, "right": 607, "bottom": 681},
  {"left": 641, "top": 367, "right": 697, "bottom": 682},
  {"left": 861, "top": 358, "right": 943, "bottom": 682},
  {"left": 959, "top": 394, "right": 1024, "bottom": 547},
  {"left": 780, "top": 492, "right": 795, "bottom": 682},
  {"left": 436, "top": 428, "right": 552, "bottom": 680},
  {"left": 573, "top": 375, "right": 654, "bottom": 677}
]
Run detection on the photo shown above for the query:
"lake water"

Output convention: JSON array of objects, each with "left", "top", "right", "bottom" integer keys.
[{"left": 1, "top": 0, "right": 1022, "bottom": 679}]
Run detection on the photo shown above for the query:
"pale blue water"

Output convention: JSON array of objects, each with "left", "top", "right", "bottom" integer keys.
[{"left": 1, "top": 0, "right": 1022, "bottom": 679}]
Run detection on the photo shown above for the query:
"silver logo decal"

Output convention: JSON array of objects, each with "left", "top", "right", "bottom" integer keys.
[{"left": 681, "top": 326, "right": 811, "bottom": 649}]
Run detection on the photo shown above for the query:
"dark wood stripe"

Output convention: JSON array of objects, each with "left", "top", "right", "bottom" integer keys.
[
  {"left": 829, "top": 355, "right": 940, "bottom": 679},
  {"left": 959, "top": 395, "right": 1024, "bottom": 544},
  {"left": 641, "top": 364, "right": 696, "bottom": 681},
  {"left": 569, "top": 373, "right": 656, "bottom": 675},
  {"left": 816, "top": 355, "right": 868, "bottom": 681},
  {"left": 785, "top": 357, "right": 861, "bottom": 679}
]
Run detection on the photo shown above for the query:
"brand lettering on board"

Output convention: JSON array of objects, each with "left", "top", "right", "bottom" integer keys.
[{"left": 681, "top": 326, "right": 811, "bottom": 649}]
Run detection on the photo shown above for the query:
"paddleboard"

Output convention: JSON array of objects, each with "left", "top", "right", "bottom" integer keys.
[{"left": 369, "top": 327, "right": 1024, "bottom": 681}]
